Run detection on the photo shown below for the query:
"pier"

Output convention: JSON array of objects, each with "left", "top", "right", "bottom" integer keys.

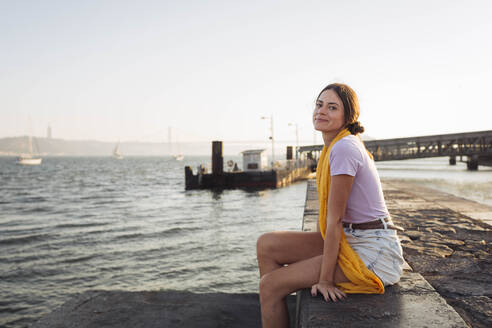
[
  {"left": 185, "top": 141, "right": 313, "bottom": 190},
  {"left": 299, "top": 130, "right": 492, "bottom": 170}
]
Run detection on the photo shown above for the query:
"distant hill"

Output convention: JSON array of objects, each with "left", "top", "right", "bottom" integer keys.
[
  {"left": 0, "top": 135, "right": 374, "bottom": 156},
  {"left": 0, "top": 136, "right": 185, "bottom": 156}
]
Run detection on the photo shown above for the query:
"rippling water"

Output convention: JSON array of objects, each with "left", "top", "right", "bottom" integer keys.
[
  {"left": 376, "top": 157, "right": 492, "bottom": 207},
  {"left": 1, "top": 155, "right": 490, "bottom": 327},
  {"left": 0, "top": 156, "right": 306, "bottom": 327}
]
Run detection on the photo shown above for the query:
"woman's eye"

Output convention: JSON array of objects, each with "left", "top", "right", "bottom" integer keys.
[
  {"left": 315, "top": 103, "right": 321, "bottom": 108},
  {"left": 329, "top": 106, "right": 336, "bottom": 110}
]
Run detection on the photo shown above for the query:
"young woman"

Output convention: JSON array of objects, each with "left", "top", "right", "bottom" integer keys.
[{"left": 256, "top": 83, "right": 404, "bottom": 327}]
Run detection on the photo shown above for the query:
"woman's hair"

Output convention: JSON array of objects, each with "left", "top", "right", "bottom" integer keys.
[{"left": 316, "top": 83, "right": 365, "bottom": 135}]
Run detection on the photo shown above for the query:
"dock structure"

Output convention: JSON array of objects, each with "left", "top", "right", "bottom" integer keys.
[
  {"left": 185, "top": 141, "right": 313, "bottom": 190},
  {"left": 299, "top": 130, "right": 492, "bottom": 170}
]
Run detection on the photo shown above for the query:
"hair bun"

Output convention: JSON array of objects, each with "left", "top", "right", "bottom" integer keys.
[{"left": 347, "top": 121, "right": 364, "bottom": 135}]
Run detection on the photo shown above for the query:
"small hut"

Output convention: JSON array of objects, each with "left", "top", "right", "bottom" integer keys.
[{"left": 241, "top": 149, "right": 268, "bottom": 172}]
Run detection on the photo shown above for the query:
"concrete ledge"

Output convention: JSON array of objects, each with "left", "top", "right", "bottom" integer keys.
[
  {"left": 296, "top": 179, "right": 468, "bottom": 328},
  {"left": 296, "top": 271, "right": 466, "bottom": 328},
  {"left": 32, "top": 291, "right": 298, "bottom": 328}
]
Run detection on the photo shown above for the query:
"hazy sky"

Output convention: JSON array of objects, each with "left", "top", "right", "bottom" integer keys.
[{"left": 1, "top": 0, "right": 491, "bottom": 144}]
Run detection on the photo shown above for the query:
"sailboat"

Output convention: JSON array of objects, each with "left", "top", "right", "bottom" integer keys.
[
  {"left": 169, "top": 127, "right": 184, "bottom": 161},
  {"left": 17, "top": 136, "right": 42, "bottom": 165},
  {"left": 112, "top": 141, "right": 124, "bottom": 159}
]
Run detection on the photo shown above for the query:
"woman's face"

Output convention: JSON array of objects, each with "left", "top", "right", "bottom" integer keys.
[{"left": 313, "top": 89, "right": 345, "bottom": 133}]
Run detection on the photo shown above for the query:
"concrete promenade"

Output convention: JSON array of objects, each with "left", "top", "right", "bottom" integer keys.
[{"left": 33, "top": 179, "right": 490, "bottom": 327}]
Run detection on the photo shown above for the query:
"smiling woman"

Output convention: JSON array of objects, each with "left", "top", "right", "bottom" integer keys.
[{"left": 256, "top": 83, "right": 405, "bottom": 328}]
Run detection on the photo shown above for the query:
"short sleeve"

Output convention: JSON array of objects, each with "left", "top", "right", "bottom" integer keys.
[{"left": 329, "top": 138, "right": 363, "bottom": 176}]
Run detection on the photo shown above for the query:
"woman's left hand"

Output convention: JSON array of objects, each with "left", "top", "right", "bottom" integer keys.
[{"left": 311, "top": 280, "right": 347, "bottom": 302}]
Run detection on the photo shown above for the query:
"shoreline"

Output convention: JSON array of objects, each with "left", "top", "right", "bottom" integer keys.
[{"left": 381, "top": 175, "right": 492, "bottom": 209}]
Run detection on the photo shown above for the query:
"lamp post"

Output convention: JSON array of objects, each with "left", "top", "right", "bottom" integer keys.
[
  {"left": 261, "top": 115, "right": 274, "bottom": 167},
  {"left": 288, "top": 122, "right": 299, "bottom": 159}
]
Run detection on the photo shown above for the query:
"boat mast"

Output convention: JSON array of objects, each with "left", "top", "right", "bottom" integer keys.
[
  {"left": 168, "top": 127, "right": 173, "bottom": 155},
  {"left": 29, "top": 136, "right": 33, "bottom": 155}
]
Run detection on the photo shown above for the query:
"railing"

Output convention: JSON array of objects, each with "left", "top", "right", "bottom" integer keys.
[{"left": 364, "top": 130, "right": 492, "bottom": 161}]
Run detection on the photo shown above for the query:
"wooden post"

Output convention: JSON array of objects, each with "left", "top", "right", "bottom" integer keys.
[
  {"left": 286, "top": 146, "right": 293, "bottom": 160},
  {"left": 212, "top": 141, "right": 223, "bottom": 175},
  {"left": 466, "top": 155, "right": 479, "bottom": 171},
  {"left": 185, "top": 166, "right": 197, "bottom": 190}
]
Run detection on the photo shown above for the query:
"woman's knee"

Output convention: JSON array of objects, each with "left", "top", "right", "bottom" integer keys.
[{"left": 256, "top": 232, "right": 277, "bottom": 259}]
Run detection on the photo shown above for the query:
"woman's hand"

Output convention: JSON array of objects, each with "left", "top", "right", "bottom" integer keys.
[{"left": 311, "top": 280, "right": 347, "bottom": 302}]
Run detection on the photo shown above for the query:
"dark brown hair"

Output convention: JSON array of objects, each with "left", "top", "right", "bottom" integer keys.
[{"left": 316, "top": 83, "right": 364, "bottom": 135}]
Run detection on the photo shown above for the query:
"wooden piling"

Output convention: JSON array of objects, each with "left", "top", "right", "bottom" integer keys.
[
  {"left": 212, "top": 141, "right": 223, "bottom": 175},
  {"left": 286, "top": 146, "right": 293, "bottom": 160}
]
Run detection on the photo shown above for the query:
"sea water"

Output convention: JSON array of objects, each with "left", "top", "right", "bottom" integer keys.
[
  {"left": 376, "top": 157, "right": 492, "bottom": 207},
  {"left": 0, "top": 156, "right": 306, "bottom": 327}
]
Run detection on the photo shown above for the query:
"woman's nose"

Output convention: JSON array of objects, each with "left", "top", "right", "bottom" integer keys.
[{"left": 317, "top": 105, "right": 328, "bottom": 114}]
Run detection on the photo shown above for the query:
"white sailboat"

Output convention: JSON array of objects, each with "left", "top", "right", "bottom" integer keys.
[
  {"left": 17, "top": 136, "right": 42, "bottom": 165},
  {"left": 112, "top": 141, "right": 124, "bottom": 159},
  {"left": 169, "top": 127, "right": 184, "bottom": 161}
]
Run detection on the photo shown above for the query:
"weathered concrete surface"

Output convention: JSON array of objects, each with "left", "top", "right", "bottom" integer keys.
[
  {"left": 297, "top": 179, "right": 468, "bottom": 328},
  {"left": 382, "top": 179, "right": 492, "bottom": 328},
  {"left": 32, "top": 290, "right": 297, "bottom": 328}
]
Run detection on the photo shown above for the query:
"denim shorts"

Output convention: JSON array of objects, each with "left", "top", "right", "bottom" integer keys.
[{"left": 344, "top": 225, "right": 404, "bottom": 286}]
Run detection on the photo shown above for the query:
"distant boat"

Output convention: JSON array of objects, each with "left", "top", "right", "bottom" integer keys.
[
  {"left": 168, "top": 127, "right": 184, "bottom": 161},
  {"left": 17, "top": 136, "right": 42, "bottom": 165},
  {"left": 112, "top": 141, "right": 124, "bottom": 159},
  {"left": 173, "top": 154, "right": 184, "bottom": 161}
]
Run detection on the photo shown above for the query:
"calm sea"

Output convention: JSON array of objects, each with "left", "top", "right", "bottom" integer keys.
[
  {"left": 0, "top": 155, "right": 490, "bottom": 327},
  {"left": 376, "top": 157, "right": 492, "bottom": 207}
]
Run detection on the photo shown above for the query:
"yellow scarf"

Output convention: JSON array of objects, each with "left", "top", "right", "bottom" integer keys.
[{"left": 316, "top": 128, "right": 384, "bottom": 294}]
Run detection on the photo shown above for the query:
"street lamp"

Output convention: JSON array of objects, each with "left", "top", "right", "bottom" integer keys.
[
  {"left": 261, "top": 115, "right": 274, "bottom": 167},
  {"left": 288, "top": 122, "right": 299, "bottom": 159}
]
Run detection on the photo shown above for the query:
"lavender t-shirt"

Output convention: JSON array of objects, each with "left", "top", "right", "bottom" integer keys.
[{"left": 329, "top": 135, "right": 389, "bottom": 223}]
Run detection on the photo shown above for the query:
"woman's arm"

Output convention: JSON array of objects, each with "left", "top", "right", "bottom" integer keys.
[{"left": 312, "top": 174, "right": 354, "bottom": 301}]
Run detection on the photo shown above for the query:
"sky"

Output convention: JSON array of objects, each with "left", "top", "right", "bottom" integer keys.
[{"left": 1, "top": 0, "right": 491, "bottom": 145}]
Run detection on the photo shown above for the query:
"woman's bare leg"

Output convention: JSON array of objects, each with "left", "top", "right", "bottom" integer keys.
[
  {"left": 256, "top": 231, "right": 324, "bottom": 277},
  {"left": 259, "top": 255, "right": 348, "bottom": 328}
]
